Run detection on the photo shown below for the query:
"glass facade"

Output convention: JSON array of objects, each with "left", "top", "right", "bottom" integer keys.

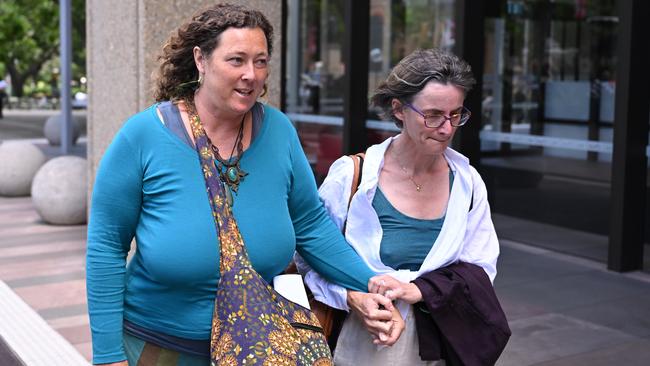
[
  {"left": 286, "top": 0, "right": 458, "bottom": 181},
  {"left": 481, "top": 0, "right": 618, "bottom": 263},
  {"left": 285, "top": 0, "right": 346, "bottom": 181},
  {"left": 366, "top": 0, "right": 457, "bottom": 146},
  {"left": 284, "top": 0, "right": 648, "bottom": 270}
]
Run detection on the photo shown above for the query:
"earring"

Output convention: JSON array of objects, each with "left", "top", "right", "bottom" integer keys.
[{"left": 198, "top": 73, "right": 204, "bottom": 86}]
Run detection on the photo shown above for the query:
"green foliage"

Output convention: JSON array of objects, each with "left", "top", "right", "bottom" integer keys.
[
  {"left": 0, "top": 0, "right": 85, "bottom": 98},
  {"left": 71, "top": 0, "right": 86, "bottom": 78},
  {"left": 0, "top": 0, "right": 58, "bottom": 96}
]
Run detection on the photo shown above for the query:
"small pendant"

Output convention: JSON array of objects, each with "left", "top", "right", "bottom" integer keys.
[
  {"left": 226, "top": 166, "right": 239, "bottom": 183},
  {"left": 416, "top": 185, "right": 421, "bottom": 192}
]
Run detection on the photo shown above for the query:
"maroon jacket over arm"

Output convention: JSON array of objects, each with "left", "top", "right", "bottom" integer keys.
[{"left": 411, "top": 262, "right": 511, "bottom": 366}]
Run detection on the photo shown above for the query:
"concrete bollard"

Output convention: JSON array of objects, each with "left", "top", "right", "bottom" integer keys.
[
  {"left": 0, "top": 141, "right": 47, "bottom": 196},
  {"left": 44, "top": 114, "right": 81, "bottom": 146},
  {"left": 31, "top": 156, "right": 87, "bottom": 225}
]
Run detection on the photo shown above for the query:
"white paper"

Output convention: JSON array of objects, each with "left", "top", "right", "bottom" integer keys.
[{"left": 272, "top": 274, "right": 311, "bottom": 309}]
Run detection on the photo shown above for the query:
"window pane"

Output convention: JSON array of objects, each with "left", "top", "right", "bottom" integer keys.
[
  {"left": 286, "top": 0, "right": 346, "bottom": 182},
  {"left": 646, "top": 116, "right": 650, "bottom": 274},
  {"left": 481, "top": 0, "right": 617, "bottom": 263},
  {"left": 367, "top": 0, "right": 456, "bottom": 146}
]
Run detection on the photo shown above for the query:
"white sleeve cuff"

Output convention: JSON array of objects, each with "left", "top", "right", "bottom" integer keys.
[{"left": 304, "top": 270, "right": 350, "bottom": 311}]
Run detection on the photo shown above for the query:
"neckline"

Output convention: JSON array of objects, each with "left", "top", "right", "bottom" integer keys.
[
  {"left": 151, "top": 102, "right": 269, "bottom": 160},
  {"left": 373, "top": 187, "right": 446, "bottom": 223}
]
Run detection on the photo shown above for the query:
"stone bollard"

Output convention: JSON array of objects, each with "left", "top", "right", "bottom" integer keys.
[
  {"left": 44, "top": 114, "right": 81, "bottom": 146},
  {"left": 31, "top": 156, "right": 87, "bottom": 225},
  {"left": 0, "top": 141, "right": 47, "bottom": 196}
]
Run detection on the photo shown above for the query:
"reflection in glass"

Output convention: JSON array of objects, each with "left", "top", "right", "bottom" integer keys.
[
  {"left": 286, "top": 0, "right": 346, "bottom": 181},
  {"left": 481, "top": 0, "right": 618, "bottom": 263},
  {"left": 367, "top": 0, "right": 457, "bottom": 146}
]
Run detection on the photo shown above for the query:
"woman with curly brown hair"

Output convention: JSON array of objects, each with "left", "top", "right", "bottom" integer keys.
[{"left": 86, "top": 4, "right": 402, "bottom": 366}]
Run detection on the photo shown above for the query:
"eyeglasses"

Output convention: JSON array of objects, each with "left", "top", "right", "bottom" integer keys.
[{"left": 404, "top": 103, "right": 471, "bottom": 128}]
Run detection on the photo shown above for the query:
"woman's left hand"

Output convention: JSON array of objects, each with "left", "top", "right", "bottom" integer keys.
[
  {"left": 346, "top": 291, "right": 395, "bottom": 337},
  {"left": 372, "top": 304, "right": 405, "bottom": 346},
  {"left": 368, "top": 274, "right": 423, "bottom": 304}
]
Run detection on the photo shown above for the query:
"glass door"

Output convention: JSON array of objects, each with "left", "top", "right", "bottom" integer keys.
[
  {"left": 366, "top": 0, "right": 457, "bottom": 146},
  {"left": 481, "top": 0, "right": 618, "bottom": 262},
  {"left": 286, "top": 0, "right": 347, "bottom": 182}
]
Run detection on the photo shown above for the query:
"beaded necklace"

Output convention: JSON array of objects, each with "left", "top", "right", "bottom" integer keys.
[{"left": 187, "top": 102, "right": 248, "bottom": 204}]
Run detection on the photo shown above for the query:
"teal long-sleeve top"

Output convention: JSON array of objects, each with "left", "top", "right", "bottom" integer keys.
[{"left": 86, "top": 103, "right": 374, "bottom": 364}]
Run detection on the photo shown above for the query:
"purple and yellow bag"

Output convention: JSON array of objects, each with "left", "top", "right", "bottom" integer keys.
[{"left": 189, "top": 113, "right": 333, "bottom": 366}]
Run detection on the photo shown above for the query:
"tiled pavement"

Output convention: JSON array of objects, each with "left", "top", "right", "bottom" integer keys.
[
  {"left": 494, "top": 240, "right": 650, "bottom": 365},
  {"left": 0, "top": 196, "right": 90, "bottom": 364},
  {"left": 2, "top": 194, "right": 650, "bottom": 365}
]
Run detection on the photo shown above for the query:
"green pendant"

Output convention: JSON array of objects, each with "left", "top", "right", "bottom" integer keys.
[{"left": 226, "top": 167, "right": 239, "bottom": 182}]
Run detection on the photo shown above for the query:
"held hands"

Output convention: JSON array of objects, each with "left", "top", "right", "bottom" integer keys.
[
  {"left": 368, "top": 274, "right": 423, "bottom": 304},
  {"left": 346, "top": 291, "right": 404, "bottom": 346},
  {"left": 381, "top": 304, "right": 405, "bottom": 346}
]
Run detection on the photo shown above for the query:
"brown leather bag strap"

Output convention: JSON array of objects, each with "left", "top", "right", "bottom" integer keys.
[
  {"left": 347, "top": 153, "right": 365, "bottom": 209},
  {"left": 343, "top": 152, "right": 365, "bottom": 234}
]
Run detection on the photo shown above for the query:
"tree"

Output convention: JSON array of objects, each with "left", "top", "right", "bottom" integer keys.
[{"left": 0, "top": 0, "right": 85, "bottom": 98}]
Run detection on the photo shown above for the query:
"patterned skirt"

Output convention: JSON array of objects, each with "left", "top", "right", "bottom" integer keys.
[{"left": 123, "top": 332, "right": 210, "bottom": 366}]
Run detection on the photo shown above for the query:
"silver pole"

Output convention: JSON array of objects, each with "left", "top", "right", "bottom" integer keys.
[
  {"left": 60, "top": 0, "right": 73, "bottom": 155},
  {"left": 287, "top": 0, "right": 301, "bottom": 113}
]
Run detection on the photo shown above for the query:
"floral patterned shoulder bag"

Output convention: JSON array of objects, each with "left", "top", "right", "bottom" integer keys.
[{"left": 189, "top": 114, "right": 333, "bottom": 366}]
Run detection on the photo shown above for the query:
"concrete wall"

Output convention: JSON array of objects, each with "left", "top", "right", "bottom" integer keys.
[{"left": 87, "top": 0, "right": 282, "bottom": 189}]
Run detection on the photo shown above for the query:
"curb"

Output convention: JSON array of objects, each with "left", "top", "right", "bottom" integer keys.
[{"left": 0, "top": 281, "right": 89, "bottom": 365}]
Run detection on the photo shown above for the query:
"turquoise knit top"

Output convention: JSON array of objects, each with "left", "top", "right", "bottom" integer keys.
[{"left": 86, "top": 103, "right": 374, "bottom": 364}]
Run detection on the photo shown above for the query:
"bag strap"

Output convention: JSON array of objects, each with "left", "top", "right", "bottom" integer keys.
[
  {"left": 342, "top": 152, "right": 365, "bottom": 233},
  {"left": 187, "top": 112, "right": 251, "bottom": 272},
  {"left": 347, "top": 153, "right": 365, "bottom": 209},
  {"left": 469, "top": 191, "right": 474, "bottom": 211}
]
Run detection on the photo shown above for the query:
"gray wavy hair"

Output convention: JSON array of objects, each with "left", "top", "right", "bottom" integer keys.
[{"left": 370, "top": 48, "right": 475, "bottom": 128}]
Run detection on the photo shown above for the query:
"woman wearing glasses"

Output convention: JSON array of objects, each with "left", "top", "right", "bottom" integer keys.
[{"left": 301, "top": 48, "right": 508, "bottom": 365}]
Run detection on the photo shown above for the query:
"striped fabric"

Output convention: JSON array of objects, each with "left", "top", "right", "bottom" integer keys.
[{"left": 124, "top": 333, "right": 209, "bottom": 366}]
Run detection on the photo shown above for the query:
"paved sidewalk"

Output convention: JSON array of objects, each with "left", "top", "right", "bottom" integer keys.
[
  {"left": 0, "top": 109, "right": 87, "bottom": 141},
  {"left": 0, "top": 108, "right": 87, "bottom": 159},
  {"left": 1, "top": 195, "right": 650, "bottom": 365},
  {"left": 495, "top": 240, "right": 650, "bottom": 365},
  {"left": 0, "top": 196, "right": 89, "bottom": 365}
]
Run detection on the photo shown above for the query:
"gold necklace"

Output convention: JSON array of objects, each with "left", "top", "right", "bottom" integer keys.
[{"left": 392, "top": 149, "right": 423, "bottom": 192}]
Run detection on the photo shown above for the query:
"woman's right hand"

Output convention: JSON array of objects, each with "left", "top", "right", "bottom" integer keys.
[{"left": 346, "top": 290, "right": 403, "bottom": 346}]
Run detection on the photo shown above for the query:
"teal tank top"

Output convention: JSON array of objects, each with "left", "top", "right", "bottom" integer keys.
[{"left": 373, "top": 171, "right": 453, "bottom": 271}]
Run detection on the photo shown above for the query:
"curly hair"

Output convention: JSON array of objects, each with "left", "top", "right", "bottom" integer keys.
[
  {"left": 370, "top": 48, "right": 475, "bottom": 128},
  {"left": 153, "top": 3, "right": 274, "bottom": 103}
]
